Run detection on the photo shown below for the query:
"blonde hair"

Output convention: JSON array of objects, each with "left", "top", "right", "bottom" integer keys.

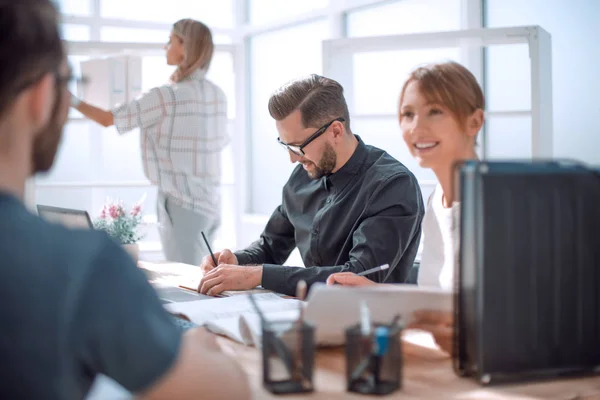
[
  {"left": 170, "top": 19, "right": 214, "bottom": 83},
  {"left": 399, "top": 61, "right": 484, "bottom": 129}
]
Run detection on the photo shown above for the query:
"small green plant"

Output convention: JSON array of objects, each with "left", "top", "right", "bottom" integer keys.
[{"left": 93, "top": 197, "right": 146, "bottom": 245}]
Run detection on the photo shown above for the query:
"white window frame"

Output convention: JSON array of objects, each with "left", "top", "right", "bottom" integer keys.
[
  {"left": 26, "top": 0, "right": 496, "bottom": 255},
  {"left": 320, "top": 25, "right": 552, "bottom": 196}
]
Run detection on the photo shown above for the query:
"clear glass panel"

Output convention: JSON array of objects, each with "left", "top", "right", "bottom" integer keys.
[
  {"left": 249, "top": 0, "right": 328, "bottom": 24},
  {"left": 60, "top": 24, "right": 90, "bottom": 41},
  {"left": 213, "top": 34, "right": 233, "bottom": 44},
  {"left": 100, "top": 0, "right": 233, "bottom": 28},
  {"left": 249, "top": 20, "right": 329, "bottom": 214},
  {"left": 351, "top": 116, "right": 437, "bottom": 184},
  {"left": 54, "top": 0, "right": 91, "bottom": 16},
  {"left": 101, "top": 28, "right": 232, "bottom": 45},
  {"left": 35, "top": 121, "right": 94, "bottom": 183},
  {"left": 215, "top": 184, "right": 236, "bottom": 249},
  {"left": 347, "top": 0, "right": 461, "bottom": 37},
  {"left": 100, "top": 127, "right": 146, "bottom": 181},
  {"left": 484, "top": 0, "right": 536, "bottom": 27},
  {"left": 486, "top": 0, "right": 600, "bottom": 165},
  {"left": 139, "top": 56, "right": 173, "bottom": 91},
  {"left": 485, "top": 116, "right": 532, "bottom": 159},
  {"left": 207, "top": 52, "right": 236, "bottom": 118},
  {"left": 485, "top": 44, "right": 531, "bottom": 112},
  {"left": 352, "top": 48, "right": 462, "bottom": 116},
  {"left": 68, "top": 55, "right": 89, "bottom": 118},
  {"left": 221, "top": 121, "right": 235, "bottom": 185},
  {"left": 100, "top": 27, "right": 170, "bottom": 43}
]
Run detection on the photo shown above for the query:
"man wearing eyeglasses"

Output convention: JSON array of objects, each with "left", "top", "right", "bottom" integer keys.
[
  {"left": 0, "top": 2, "right": 249, "bottom": 399},
  {"left": 199, "top": 74, "right": 424, "bottom": 297}
]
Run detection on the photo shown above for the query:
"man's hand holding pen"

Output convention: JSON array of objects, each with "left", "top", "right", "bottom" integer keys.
[
  {"left": 198, "top": 264, "right": 263, "bottom": 296},
  {"left": 199, "top": 248, "right": 238, "bottom": 274},
  {"left": 197, "top": 245, "right": 263, "bottom": 296}
]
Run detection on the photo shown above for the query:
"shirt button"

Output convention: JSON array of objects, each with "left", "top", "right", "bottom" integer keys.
[{"left": 326, "top": 197, "right": 332, "bottom": 204}]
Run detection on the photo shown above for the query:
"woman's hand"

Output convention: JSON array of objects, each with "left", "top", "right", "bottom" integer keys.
[
  {"left": 408, "top": 310, "right": 454, "bottom": 354},
  {"left": 326, "top": 272, "right": 378, "bottom": 286}
]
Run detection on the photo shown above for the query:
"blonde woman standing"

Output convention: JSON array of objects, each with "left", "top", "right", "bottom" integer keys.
[{"left": 73, "top": 19, "right": 229, "bottom": 265}]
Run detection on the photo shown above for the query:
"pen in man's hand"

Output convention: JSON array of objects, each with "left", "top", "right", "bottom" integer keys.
[
  {"left": 357, "top": 263, "right": 390, "bottom": 277},
  {"left": 201, "top": 231, "right": 218, "bottom": 266}
]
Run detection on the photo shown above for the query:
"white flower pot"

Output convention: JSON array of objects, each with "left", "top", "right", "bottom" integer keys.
[{"left": 122, "top": 243, "right": 140, "bottom": 263}]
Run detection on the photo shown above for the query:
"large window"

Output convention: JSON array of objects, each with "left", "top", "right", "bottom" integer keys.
[
  {"left": 485, "top": 0, "right": 600, "bottom": 164},
  {"left": 249, "top": 0, "right": 329, "bottom": 25},
  {"left": 40, "top": 1, "right": 238, "bottom": 258},
  {"left": 55, "top": 0, "right": 92, "bottom": 16},
  {"left": 100, "top": 27, "right": 170, "bottom": 43},
  {"left": 484, "top": 43, "right": 532, "bottom": 159},
  {"left": 348, "top": 47, "right": 462, "bottom": 202},
  {"left": 49, "top": 0, "right": 508, "bottom": 260},
  {"left": 346, "top": 0, "right": 461, "bottom": 37},
  {"left": 100, "top": 0, "right": 233, "bottom": 28},
  {"left": 61, "top": 24, "right": 91, "bottom": 40},
  {"left": 244, "top": 0, "right": 464, "bottom": 217},
  {"left": 248, "top": 20, "right": 330, "bottom": 215},
  {"left": 344, "top": 0, "right": 462, "bottom": 199}
]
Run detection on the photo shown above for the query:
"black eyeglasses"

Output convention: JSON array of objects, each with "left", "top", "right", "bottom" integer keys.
[{"left": 277, "top": 117, "right": 345, "bottom": 156}]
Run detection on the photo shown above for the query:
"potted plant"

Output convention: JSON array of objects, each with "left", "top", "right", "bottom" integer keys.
[{"left": 93, "top": 196, "right": 146, "bottom": 262}]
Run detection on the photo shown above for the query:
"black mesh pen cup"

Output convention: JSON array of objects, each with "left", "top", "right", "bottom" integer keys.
[
  {"left": 345, "top": 322, "right": 403, "bottom": 395},
  {"left": 262, "top": 319, "right": 315, "bottom": 394}
]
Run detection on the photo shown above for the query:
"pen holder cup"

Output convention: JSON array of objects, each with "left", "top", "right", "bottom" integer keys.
[
  {"left": 345, "top": 322, "right": 403, "bottom": 395},
  {"left": 262, "top": 319, "right": 315, "bottom": 394}
]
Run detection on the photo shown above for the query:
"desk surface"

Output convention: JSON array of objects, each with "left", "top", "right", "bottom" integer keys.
[
  {"left": 217, "top": 338, "right": 600, "bottom": 400},
  {"left": 140, "top": 261, "right": 600, "bottom": 399}
]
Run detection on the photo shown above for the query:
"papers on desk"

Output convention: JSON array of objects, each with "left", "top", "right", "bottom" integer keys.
[
  {"left": 304, "top": 283, "right": 452, "bottom": 345},
  {"left": 165, "top": 283, "right": 452, "bottom": 347},
  {"left": 165, "top": 293, "right": 302, "bottom": 345}
]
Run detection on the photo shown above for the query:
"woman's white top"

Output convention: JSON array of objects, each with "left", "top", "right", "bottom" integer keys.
[{"left": 417, "top": 185, "right": 460, "bottom": 290}]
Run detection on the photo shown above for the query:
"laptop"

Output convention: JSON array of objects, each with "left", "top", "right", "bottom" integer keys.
[{"left": 36, "top": 204, "right": 93, "bottom": 229}]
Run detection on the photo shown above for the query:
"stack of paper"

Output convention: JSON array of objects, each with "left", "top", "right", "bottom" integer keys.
[
  {"left": 165, "top": 293, "right": 302, "bottom": 345},
  {"left": 164, "top": 283, "right": 452, "bottom": 347}
]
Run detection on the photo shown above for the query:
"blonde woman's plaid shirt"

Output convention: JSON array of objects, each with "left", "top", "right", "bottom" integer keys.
[{"left": 111, "top": 70, "right": 229, "bottom": 217}]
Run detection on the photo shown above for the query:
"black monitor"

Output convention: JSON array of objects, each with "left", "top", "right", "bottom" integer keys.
[{"left": 453, "top": 160, "right": 600, "bottom": 385}]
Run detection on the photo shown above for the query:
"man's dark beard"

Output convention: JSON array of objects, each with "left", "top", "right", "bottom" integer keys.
[
  {"left": 32, "top": 86, "right": 67, "bottom": 174},
  {"left": 306, "top": 142, "right": 337, "bottom": 179}
]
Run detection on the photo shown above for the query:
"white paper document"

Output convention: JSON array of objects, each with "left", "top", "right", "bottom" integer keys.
[
  {"left": 165, "top": 293, "right": 301, "bottom": 346},
  {"left": 303, "top": 283, "right": 453, "bottom": 345},
  {"left": 165, "top": 284, "right": 452, "bottom": 347}
]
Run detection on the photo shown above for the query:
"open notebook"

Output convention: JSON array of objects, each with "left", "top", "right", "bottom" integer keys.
[
  {"left": 165, "top": 283, "right": 452, "bottom": 347},
  {"left": 165, "top": 293, "right": 301, "bottom": 345}
]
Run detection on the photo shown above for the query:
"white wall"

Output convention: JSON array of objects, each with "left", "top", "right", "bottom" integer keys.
[{"left": 485, "top": 0, "right": 600, "bottom": 165}]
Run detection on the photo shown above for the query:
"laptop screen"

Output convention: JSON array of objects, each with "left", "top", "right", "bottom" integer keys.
[{"left": 37, "top": 205, "right": 93, "bottom": 229}]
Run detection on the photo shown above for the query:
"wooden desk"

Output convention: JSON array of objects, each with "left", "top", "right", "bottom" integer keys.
[
  {"left": 140, "top": 262, "right": 600, "bottom": 399},
  {"left": 217, "top": 337, "right": 600, "bottom": 399}
]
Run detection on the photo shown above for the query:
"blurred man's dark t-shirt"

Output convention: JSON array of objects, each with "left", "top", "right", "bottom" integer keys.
[{"left": 0, "top": 192, "right": 182, "bottom": 399}]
